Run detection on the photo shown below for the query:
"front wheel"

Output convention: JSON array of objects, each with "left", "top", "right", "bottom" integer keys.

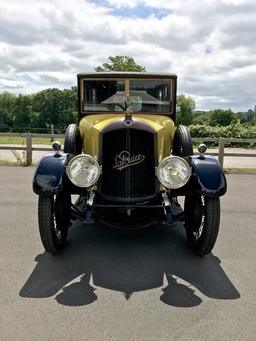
[
  {"left": 38, "top": 193, "right": 71, "bottom": 254},
  {"left": 184, "top": 193, "right": 220, "bottom": 256},
  {"left": 172, "top": 125, "right": 193, "bottom": 157},
  {"left": 64, "top": 124, "right": 82, "bottom": 155}
]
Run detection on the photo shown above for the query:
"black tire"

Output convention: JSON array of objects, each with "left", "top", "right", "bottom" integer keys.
[
  {"left": 63, "top": 124, "right": 82, "bottom": 155},
  {"left": 38, "top": 193, "right": 71, "bottom": 254},
  {"left": 184, "top": 193, "right": 220, "bottom": 256},
  {"left": 172, "top": 125, "right": 193, "bottom": 156}
]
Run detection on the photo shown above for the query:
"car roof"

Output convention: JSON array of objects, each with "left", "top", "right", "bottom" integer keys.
[{"left": 77, "top": 72, "right": 177, "bottom": 79}]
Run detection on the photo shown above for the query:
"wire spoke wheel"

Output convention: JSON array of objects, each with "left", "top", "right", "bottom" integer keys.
[
  {"left": 184, "top": 193, "right": 220, "bottom": 256},
  {"left": 38, "top": 192, "right": 71, "bottom": 254}
]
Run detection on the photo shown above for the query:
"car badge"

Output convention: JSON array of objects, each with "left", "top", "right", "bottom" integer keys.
[
  {"left": 124, "top": 118, "right": 133, "bottom": 127},
  {"left": 113, "top": 151, "right": 145, "bottom": 171}
]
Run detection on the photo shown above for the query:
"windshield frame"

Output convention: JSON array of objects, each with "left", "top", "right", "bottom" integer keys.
[{"left": 78, "top": 75, "right": 177, "bottom": 119}]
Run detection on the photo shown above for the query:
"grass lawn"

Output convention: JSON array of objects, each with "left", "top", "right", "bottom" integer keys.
[
  {"left": 0, "top": 136, "right": 64, "bottom": 145},
  {"left": 224, "top": 167, "right": 256, "bottom": 174}
]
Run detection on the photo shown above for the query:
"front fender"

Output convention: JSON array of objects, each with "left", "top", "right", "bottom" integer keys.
[
  {"left": 33, "top": 153, "right": 71, "bottom": 195},
  {"left": 190, "top": 155, "right": 227, "bottom": 197}
]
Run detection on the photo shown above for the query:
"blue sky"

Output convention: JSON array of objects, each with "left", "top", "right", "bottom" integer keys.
[
  {"left": 111, "top": 6, "right": 169, "bottom": 19},
  {"left": 0, "top": 0, "right": 256, "bottom": 111},
  {"left": 90, "top": 0, "right": 170, "bottom": 19}
]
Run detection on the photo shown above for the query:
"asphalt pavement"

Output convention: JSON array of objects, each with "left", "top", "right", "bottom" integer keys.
[{"left": 0, "top": 167, "right": 256, "bottom": 341}]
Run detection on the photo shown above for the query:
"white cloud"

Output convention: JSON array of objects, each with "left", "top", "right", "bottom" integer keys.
[{"left": 0, "top": 0, "right": 255, "bottom": 111}]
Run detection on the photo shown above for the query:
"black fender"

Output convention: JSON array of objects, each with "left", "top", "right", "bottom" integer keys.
[
  {"left": 190, "top": 155, "right": 227, "bottom": 197},
  {"left": 33, "top": 153, "right": 72, "bottom": 196}
]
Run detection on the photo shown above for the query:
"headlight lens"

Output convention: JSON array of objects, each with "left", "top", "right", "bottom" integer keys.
[
  {"left": 66, "top": 154, "right": 101, "bottom": 188},
  {"left": 157, "top": 156, "right": 191, "bottom": 189}
]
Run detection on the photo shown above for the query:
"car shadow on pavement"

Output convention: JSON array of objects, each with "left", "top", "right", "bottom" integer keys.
[{"left": 20, "top": 221, "right": 240, "bottom": 307}]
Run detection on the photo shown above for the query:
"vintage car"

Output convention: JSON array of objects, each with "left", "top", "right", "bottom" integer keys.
[{"left": 33, "top": 72, "right": 227, "bottom": 256}]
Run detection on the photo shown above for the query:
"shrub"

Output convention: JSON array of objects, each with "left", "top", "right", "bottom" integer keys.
[{"left": 189, "top": 123, "right": 256, "bottom": 139}]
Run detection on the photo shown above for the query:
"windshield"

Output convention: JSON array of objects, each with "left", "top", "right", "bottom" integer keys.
[
  {"left": 83, "top": 80, "right": 125, "bottom": 112},
  {"left": 129, "top": 80, "right": 171, "bottom": 113},
  {"left": 82, "top": 79, "right": 172, "bottom": 113}
]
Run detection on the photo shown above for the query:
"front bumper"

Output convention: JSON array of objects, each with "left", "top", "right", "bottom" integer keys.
[{"left": 70, "top": 191, "right": 184, "bottom": 226}]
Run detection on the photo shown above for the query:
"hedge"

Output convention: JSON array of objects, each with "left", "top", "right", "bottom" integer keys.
[{"left": 189, "top": 123, "right": 256, "bottom": 139}]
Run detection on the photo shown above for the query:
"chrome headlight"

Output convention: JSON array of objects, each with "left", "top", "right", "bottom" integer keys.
[
  {"left": 66, "top": 154, "right": 101, "bottom": 188},
  {"left": 157, "top": 156, "right": 191, "bottom": 189}
]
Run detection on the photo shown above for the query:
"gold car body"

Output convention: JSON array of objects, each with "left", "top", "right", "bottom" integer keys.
[{"left": 79, "top": 114, "right": 176, "bottom": 164}]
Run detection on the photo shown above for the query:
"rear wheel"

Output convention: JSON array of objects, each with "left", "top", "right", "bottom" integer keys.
[
  {"left": 172, "top": 125, "right": 193, "bottom": 156},
  {"left": 64, "top": 124, "right": 82, "bottom": 155},
  {"left": 184, "top": 193, "right": 220, "bottom": 256},
  {"left": 38, "top": 192, "right": 71, "bottom": 254}
]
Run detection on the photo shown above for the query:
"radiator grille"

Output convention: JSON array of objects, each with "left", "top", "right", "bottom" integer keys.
[{"left": 100, "top": 123, "right": 156, "bottom": 201}]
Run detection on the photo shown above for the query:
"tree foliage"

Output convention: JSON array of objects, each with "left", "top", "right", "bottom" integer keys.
[
  {"left": 0, "top": 92, "right": 16, "bottom": 128},
  {"left": 95, "top": 55, "right": 146, "bottom": 72},
  {"left": 176, "top": 94, "right": 195, "bottom": 126},
  {"left": 208, "top": 109, "right": 237, "bottom": 126},
  {"left": 237, "top": 107, "right": 256, "bottom": 124},
  {"left": 192, "top": 111, "right": 210, "bottom": 125},
  {"left": 13, "top": 94, "right": 32, "bottom": 127},
  {"left": 0, "top": 88, "right": 77, "bottom": 132}
]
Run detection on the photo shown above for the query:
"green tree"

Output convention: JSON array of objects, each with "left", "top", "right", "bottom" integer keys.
[
  {"left": 59, "top": 89, "right": 77, "bottom": 126},
  {"left": 95, "top": 55, "right": 146, "bottom": 72},
  {"left": 32, "top": 88, "right": 64, "bottom": 127},
  {"left": 13, "top": 94, "right": 32, "bottom": 128},
  {"left": 70, "top": 86, "right": 78, "bottom": 96},
  {"left": 237, "top": 107, "right": 256, "bottom": 124},
  {"left": 31, "top": 88, "right": 77, "bottom": 129},
  {"left": 176, "top": 94, "right": 195, "bottom": 125},
  {"left": 209, "top": 109, "right": 237, "bottom": 126},
  {"left": 0, "top": 92, "right": 16, "bottom": 128},
  {"left": 247, "top": 109, "right": 256, "bottom": 123},
  {"left": 29, "top": 111, "right": 46, "bottom": 130},
  {"left": 192, "top": 111, "right": 210, "bottom": 125}
]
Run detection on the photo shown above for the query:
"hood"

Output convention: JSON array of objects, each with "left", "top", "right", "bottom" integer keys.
[{"left": 79, "top": 114, "right": 175, "bottom": 163}]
